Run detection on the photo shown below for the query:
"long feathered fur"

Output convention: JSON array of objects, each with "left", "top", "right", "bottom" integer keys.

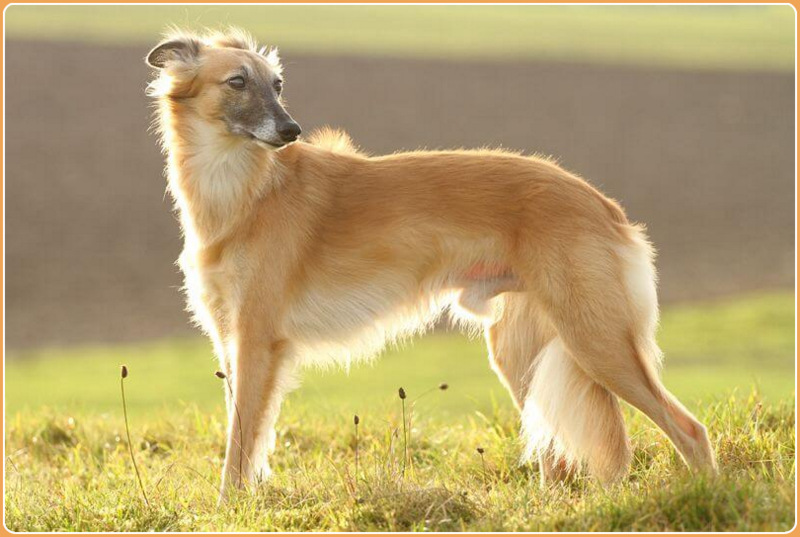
[{"left": 146, "top": 28, "right": 717, "bottom": 499}]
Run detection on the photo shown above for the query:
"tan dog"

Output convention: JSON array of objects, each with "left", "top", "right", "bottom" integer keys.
[{"left": 146, "top": 29, "right": 716, "bottom": 498}]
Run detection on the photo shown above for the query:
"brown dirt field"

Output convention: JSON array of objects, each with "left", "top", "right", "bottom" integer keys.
[{"left": 5, "top": 41, "right": 795, "bottom": 349}]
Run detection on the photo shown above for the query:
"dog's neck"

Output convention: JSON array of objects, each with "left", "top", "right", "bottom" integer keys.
[{"left": 162, "top": 109, "right": 280, "bottom": 249}]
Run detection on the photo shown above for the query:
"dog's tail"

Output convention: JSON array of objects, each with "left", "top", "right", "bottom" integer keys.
[
  {"left": 520, "top": 337, "right": 631, "bottom": 483},
  {"left": 307, "top": 126, "right": 365, "bottom": 156}
]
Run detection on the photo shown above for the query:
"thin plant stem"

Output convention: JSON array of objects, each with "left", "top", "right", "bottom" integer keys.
[
  {"left": 477, "top": 447, "right": 487, "bottom": 489},
  {"left": 353, "top": 415, "right": 360, "bottom": 485},
  {"left": 410, "top": 386, "right": 436, "bottom": 404},
  {"left": 401, "top": 397, "right": 408, "bottom": 477},
  {"left": 151, "top": 461, "right": 178, "bottom": 495},
  {"left": 410, "top": 382, "right": 449, "bottom": 404},
  {"left": 120, "top": 368, "right": 150, "bottom": 508},
  {"left": 223, "top": 377, "right": 244, "bottom": 486}
]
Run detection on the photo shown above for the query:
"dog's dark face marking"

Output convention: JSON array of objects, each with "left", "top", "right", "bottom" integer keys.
[
  {"left": 147, "top": 37, "right": 301, "bottom": 148},
  {"left": 215, "top": 51, "right": 301, "bottom": 148}
]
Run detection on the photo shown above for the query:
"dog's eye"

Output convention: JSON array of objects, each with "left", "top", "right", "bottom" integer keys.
[
  {"left": 273, "top": 80, "right": 283, "bottom": 95},
  {"left": 227, "top": 76, "right": 246, "bottom": 89}
]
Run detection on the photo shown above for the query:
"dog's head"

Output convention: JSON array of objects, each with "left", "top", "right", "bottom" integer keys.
[{"left": 146, "top": 29, "right": 301, "bottom": 148}]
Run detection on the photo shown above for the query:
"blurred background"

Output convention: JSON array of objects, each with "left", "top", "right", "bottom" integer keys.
[{"left": 4, "top": 6, "right": 795, "bottom": 419}]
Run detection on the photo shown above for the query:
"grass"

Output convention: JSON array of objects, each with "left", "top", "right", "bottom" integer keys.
[
  {"left": 4, "top": 5, "right": 795, "bottom": 72},
  {"left": 4, "top": 394, "right": 795, "bottom": 531},
  {"left": 3, "top": 292, "right": 797, "bottom": 530}
]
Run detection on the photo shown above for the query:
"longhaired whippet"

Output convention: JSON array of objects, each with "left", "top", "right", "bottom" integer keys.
[{"left": 146, "top": 29, "right": 716, "bottom": 497}]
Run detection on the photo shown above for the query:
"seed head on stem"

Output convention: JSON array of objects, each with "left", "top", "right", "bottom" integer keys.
[
  {"left": 119, "top": 365, "right": 149, "bottom": 507},
  {"left": 398, "top": 387, "right": 409, "bottom": 476},
  {"left": 476, "top": 447, "right": 488, "bottom": 488},
  {"left": 215, "top": 370, "right": 243, "bottom": 484},
  {"left": 410, "top": 381, "right": 450, "bottom": 404},
  {"left": 353, "top": 414, "right": 360, "bottom": 488}
]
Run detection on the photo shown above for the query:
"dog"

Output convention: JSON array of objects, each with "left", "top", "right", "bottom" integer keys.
[{"left": 146, "top": 28, "right": 717, "bottom": 498}]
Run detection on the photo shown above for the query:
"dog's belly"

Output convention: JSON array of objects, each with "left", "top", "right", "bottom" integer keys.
[
  {"left": 286, "top": 276, "right": 441, "bottom": 344},
  {"left": 284, "top": 275, "right": 452, "bottom": 368},
  {"left": 284, "top": 261, "right": 521, "bottom": 366}
]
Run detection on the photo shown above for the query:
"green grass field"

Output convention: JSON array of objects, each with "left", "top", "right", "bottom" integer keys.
[
  {"left": 4, "top": 292, "right": 796, "bottom": 531},
  {"left": 4, "top": 5, "right": 795, "bottom": 71}
]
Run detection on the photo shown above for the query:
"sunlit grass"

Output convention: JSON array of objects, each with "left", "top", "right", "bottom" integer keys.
[
  {"left": 5, "top": 292, "right": 795, "bottom": 530},
  {"left": 4, "top": 395, "right": 795, "bottom": 531}
]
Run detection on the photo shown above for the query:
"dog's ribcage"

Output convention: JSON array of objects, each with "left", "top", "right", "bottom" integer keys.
[{"left": 285, "top": 270, "right": 458, "bottom": 368}]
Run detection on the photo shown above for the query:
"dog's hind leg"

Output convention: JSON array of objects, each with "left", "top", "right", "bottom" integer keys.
[
  {"left": 536, "top": 231, "right": 716, "bottom": 475},
  {"left": 485, "top": 294, "right": 631, "bottom": 484},
  {"left": 484, "top": 294, "right": 553, "bottom": 406},
  {"left": 484, "top": 297, "right": 567, "bottom": 483}
]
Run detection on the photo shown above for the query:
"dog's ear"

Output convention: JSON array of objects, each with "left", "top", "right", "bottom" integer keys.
[
  {"left": 261, "top": 47, "right": 283, "bottom": 75},
  {"left": 146, "top": 36, "right": 203, "bottom": 69},
  {"left": 264, "top": 47, "right": 280, "bottom": 67}
]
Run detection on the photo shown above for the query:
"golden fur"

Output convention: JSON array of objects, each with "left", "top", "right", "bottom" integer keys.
[{"left": 147, "top": 29, "right": 717, "bottom": 498}]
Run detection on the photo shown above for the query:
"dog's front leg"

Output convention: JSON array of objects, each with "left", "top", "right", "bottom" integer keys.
[{"left": 219, "top": 334, "right": 294, "bottom": 500}]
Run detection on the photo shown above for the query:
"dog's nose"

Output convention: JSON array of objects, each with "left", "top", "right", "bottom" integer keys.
[{"left": 278, "top": 121, "right": 301, "bottom": 143}]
